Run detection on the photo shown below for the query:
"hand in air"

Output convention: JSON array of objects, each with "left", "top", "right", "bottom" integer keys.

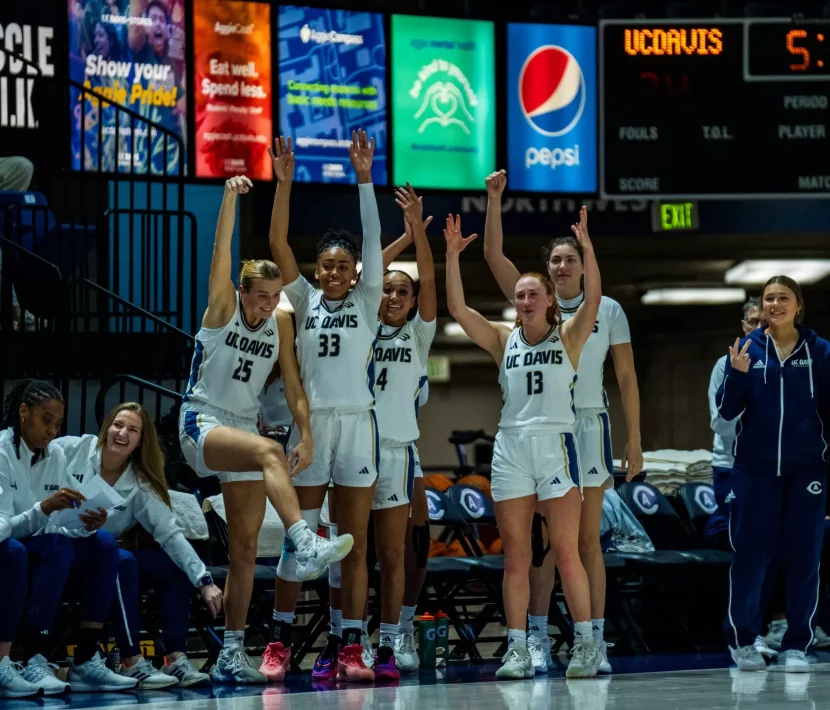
[
  {"left": 268, "top": 136, "right": 295, "bottom": 182},
  {"left": 444, "top": 214, "right": 478, "bottom": 255},
  {"left": 200, "top": 583, "right": 223, "bottom": 618},
  {"left": 729, "top": 338, "right": 752, "bottom": 373},
  {"left": 404, "top": 215, "right": 433, "bottom": 240},
  {"left": 349, "top": 129, "right": 375, "bottom": 177},
  {"left": 395, "top": 183, "right": 424, "bottom": 226},
  {"left": 485, "top": 169, "right": 507, "bottom": 196},
  {"left": 570, "top": 206, "right": 592, "bottom": 250},
  {"left": 288, "top": 437, "right": 313, "bottom": 476},
  {"left": 225, "top": 175, "right": 253, "bottom": 195}
]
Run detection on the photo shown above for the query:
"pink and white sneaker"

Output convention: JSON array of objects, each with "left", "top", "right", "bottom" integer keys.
[
  {"left": 259, "top": 642, "right": 290, "bottom": 682},
  {"left": 337, "top": 644, "right": 374, "bottom": 682}
]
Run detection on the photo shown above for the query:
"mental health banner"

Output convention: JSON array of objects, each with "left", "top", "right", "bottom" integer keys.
[
  {"left": 193, "top": 0, "right": 272, "bottom": 180},
  {"left": 507, "top": 23, "right": 596, "bottom": 193},
  {"left": 278, "top": 5, "right": 386, "bottom": 184},
  {"left": 67, "top": 0, "right": 187, "bottom": 175},
  {"left": 391, "top": 15, "right": 495, "bottom": 190}
]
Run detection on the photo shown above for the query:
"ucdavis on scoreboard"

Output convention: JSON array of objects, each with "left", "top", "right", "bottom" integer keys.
[{"left": 600, "top": 18, "right": 830, "bottom": 199}]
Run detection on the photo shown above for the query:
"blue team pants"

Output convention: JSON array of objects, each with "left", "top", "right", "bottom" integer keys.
[{"left": 0, "top": 538, "right": 28, "bottom": 640}]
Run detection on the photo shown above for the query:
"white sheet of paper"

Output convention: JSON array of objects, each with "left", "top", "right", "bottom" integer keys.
[{"left": 50, "top": 476, "right": 124, "bottom": 529}]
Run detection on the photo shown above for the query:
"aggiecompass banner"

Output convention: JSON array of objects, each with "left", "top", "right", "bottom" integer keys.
[
  {"left": 193, "top": 0, "right": 272, "bottom": 180},
  {"left": 391, "top": 15, "right": 495, "bottom": 190}
]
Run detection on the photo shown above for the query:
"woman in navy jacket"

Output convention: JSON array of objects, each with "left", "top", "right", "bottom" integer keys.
[{"left": 717, "top": 275, "right": 830, "bottom": 673}]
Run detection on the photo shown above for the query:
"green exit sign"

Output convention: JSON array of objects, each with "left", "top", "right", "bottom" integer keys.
[{"left": 651, "top": 201, "right": 699, "bottom": 232}]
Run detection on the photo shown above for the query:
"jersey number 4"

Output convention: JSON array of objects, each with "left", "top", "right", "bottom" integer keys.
[
  {"left": 232, "top": 358, "right": 254, "bottom": 383},
  {"left": 376, "top": 367, "right": 389, "bottom": 391},
  {"left": 526, "top": 370, "right": 543, "bottom": 395},
  {"left": 318, "top": 334, "right": 341, "bottom": 357}
]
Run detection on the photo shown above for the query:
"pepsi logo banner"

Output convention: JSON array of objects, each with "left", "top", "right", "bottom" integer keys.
[{"left": 507, "top": 23, "right": 596, "bottom": 193}]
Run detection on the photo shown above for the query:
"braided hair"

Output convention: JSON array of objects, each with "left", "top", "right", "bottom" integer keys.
[
  {"left": 1, "top": 379, "right": 64, "bottom": 461},
  {"left": 317, "top": 229, "right": 361, "bottom": 263}
]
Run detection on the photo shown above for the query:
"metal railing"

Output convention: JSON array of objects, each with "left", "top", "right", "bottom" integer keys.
[{"left": 95, "top": 375, "right": 183, "bottom": 429}]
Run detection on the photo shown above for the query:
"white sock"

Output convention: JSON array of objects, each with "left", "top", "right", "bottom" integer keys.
[
  {"left": 574, "top": 621, "right": 594, "bottom": 646},
  {"left": 330, "top": 607, "right": 342, "bottom": 639},
  {"left": 528, "top": 614, "right": 548, "bottom": 638},
  {"left": 287, "top": 520, "right": 313, "bottom": 551},
  {"left": 273, "top": 610, "right": 294, "bottom": 624},
  {"left": 399, "top": 605, "right": 417, "bottom": 631},
  {"left": 223, "top": 630, "right": 244, "bottom": 652},
  {"left": 592, "top": 618, "right": 605, "bottom": 645},
  {"left": 507, "top": 629, "right": 527, "bottom": 649},
  {"left": 379, "top": 623, "right": 399, "bottom": 649}
]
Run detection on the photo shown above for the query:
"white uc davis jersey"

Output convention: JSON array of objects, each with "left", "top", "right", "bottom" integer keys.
[
  {"left": 498, "top": 324, "right": 576, "bottom": 432},
  {"left": 183, "top": 296, "right": 279, "bottom": 421},
  {"left": 259, "top": 378, "right": 293, "bottom": 428},
  {"left": 284, "top": 276, "right": 378, "bottom": 412},
  {"left": 559, "top": 295, "right": 631, "bottom": 412},
  {"left": 374, "top": 314, "right": 436, "bottom": 443}
]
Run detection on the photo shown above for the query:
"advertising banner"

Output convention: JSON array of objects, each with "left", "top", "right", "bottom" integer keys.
[
  {"left": 278, "top": 5, "right": 386, "bottom": 184},
  {"left": 194, "top": 0, "right": 272, "bottom": 180},
  {"left": 68, "top": 0, "right": 188, "bottom": 175},
  {"left": 391, "top": 15, "right": 495, "bottom": 190},
  {"left": 507, "top": 23, "right": 596, "bottom": 193}
]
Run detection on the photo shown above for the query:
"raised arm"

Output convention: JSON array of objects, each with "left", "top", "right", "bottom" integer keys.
[
  {"left": 396, "top": 185, "right": 436, "bottom": 322},
  {"left": 203, "top": 176, "right": 251, "bottom": 329},
  {"left": 561, "top": 207, "right": 602, "bottom": 364},
  {"left": 276, "top": 310, "right": 312, "bottom": 476},
  {"left": 445, "top": 215, "right": 508, "bottom": 362},
  {"left": 351, "top": 130, "right": 382, "bottom": 289},
  {"left": 268, "top": 136, "right": 300, "bottom": 285},
  {"left": 128, "top": 0, "right": 148, "bottom": 53},
  {"left": 715, "top": 339, "right": 752, "bottom": 421},
  {"left": 482, "top": 170, "right": 521, "bottom": 301}
]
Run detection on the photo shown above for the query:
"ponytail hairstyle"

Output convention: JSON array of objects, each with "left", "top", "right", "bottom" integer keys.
[
  {"left": 97, "top": 402, "right": 170, "bottom": 507},
  {"left": 239, "top": 259, "right": 281, "bottom": 292},
  {"left": 514, "top": 272, "right": 560, "bottom": 329},
  {"left": 762, "top": 275, "right": 805, "bottom": 324},
  {"left": 383, "top": 268, "right": 420, "bottom": 321},
  {"left": 1, "top": 379, "right": 64, "bottom": 461}
]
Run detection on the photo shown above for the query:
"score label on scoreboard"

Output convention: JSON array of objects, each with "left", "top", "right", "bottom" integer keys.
[{"left": 600, "top": 18, "right": 830, "bottom": 199}]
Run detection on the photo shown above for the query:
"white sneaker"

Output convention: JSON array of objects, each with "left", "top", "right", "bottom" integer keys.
[
  {"left": 765, "top": 620, "right": 787, "bottom": 651},
  {"left": 779, "top": 649, "right": 810, "bottom": 673},
  {"left": 295, "top": 533, "right": 354, "bottom": 582},
  {"left": 495, "top": 644, "right": 534, "bottom": 680},
  {"left": 0, "top": 657, "right": 42, "bottom": 698},
  {"left": 395, "top": 630, "right": 419, "bottom": 672},
  {"left": 527, "top": 635, "right": 551, "bottom": 674},
  {"left": 68, "top": 652, "right": 139, "bottom": 692},
  {"left": 813, "top": 625, "right": 830, "bottom": 649},
  {"left": 361, "top": 632, "right": 374, "bottom": 669},
  {"left": 22, "top": 655, "right": 69, "bottom": 695},
  {"left": 566, "top": 642, "right": 601, "bottom": 679},
  {"left": 117, "top": 656, "right": 177, "bottom": 690},
  {"left": 162, "top": 655, "right": 211, "bottom": 687},
  {"left": 597, "top": 641, "right": 614, "bottom": 674},
  {"left": 730, "top": 645, "right": 766, "bottom": 672},
  {"left": 212, "top": 648, "right": 266, "bottom": 685},
  {"left": 754, "top": 635, "right": 778, "bottom": 659}
]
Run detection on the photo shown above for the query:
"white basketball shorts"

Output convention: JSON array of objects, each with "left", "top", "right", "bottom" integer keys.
[{"left": 574, "top": 409, "right": 614, "bottom": 489}]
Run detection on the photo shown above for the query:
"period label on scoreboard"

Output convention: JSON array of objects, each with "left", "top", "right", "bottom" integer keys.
[{"left": 600, "top": 19, "right": 830, "bottom": 199}]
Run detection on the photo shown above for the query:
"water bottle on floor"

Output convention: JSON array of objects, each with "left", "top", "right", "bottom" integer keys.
[{"left": 417, "top": 613, "right": 436, "bottom": 669}]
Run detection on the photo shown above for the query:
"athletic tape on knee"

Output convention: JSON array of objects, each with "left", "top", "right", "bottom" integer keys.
[
  {"left": 531, "top": 513, "right": 550, "bottom": 568},
  {"left": 278, "top": 509, "right": 322, "bottom": 582},
  {"left": 413, "top": 524, "right": 430, "bottom": 569}
]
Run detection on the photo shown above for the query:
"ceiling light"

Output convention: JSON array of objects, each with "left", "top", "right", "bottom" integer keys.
[
  {"left": 641, "top": 288, "right": 746, "bottom": 306},
  {"left": 388, "top": 261, "right": 419, "bottom": 280},
  {"left": 725, "top": 260, "right": 830, "bottom": 285},
  {"left": 502, "top": 306, "right": 517, "bottom": 321},
  {"left": 444, "top": 321, "right": 515, "bottom": 338}
]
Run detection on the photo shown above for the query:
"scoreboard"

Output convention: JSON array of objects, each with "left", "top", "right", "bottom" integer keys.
[{"left": 600, "top": 19, "right": 830, "bottom": 199}]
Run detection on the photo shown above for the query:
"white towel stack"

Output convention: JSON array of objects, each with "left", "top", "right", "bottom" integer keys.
[
  {"left": 615, "top": 449, "right": 713, "bottom": 496},
  {"left": 203, "top": 494, "right": 285, "bottom": 558}
]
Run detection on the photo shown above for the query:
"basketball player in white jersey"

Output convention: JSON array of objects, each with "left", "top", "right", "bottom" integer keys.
[
  {"left": 259, "top": 368, "right": 293, "bottom": 448},
  {"left": 483, "top": 170, "right": 642, "bottom": 675},
  {"left": 266, "top": 131, "right": 382, "bottom": 682},
  {"left": 446, "top": 211, "right": 603, "bottom": 679},
  {"left": 363, "top": 184, "right": 436, "bottom": 679},
  {"left": 178, "top": 176, "right": 353, "bottom": 684}
]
